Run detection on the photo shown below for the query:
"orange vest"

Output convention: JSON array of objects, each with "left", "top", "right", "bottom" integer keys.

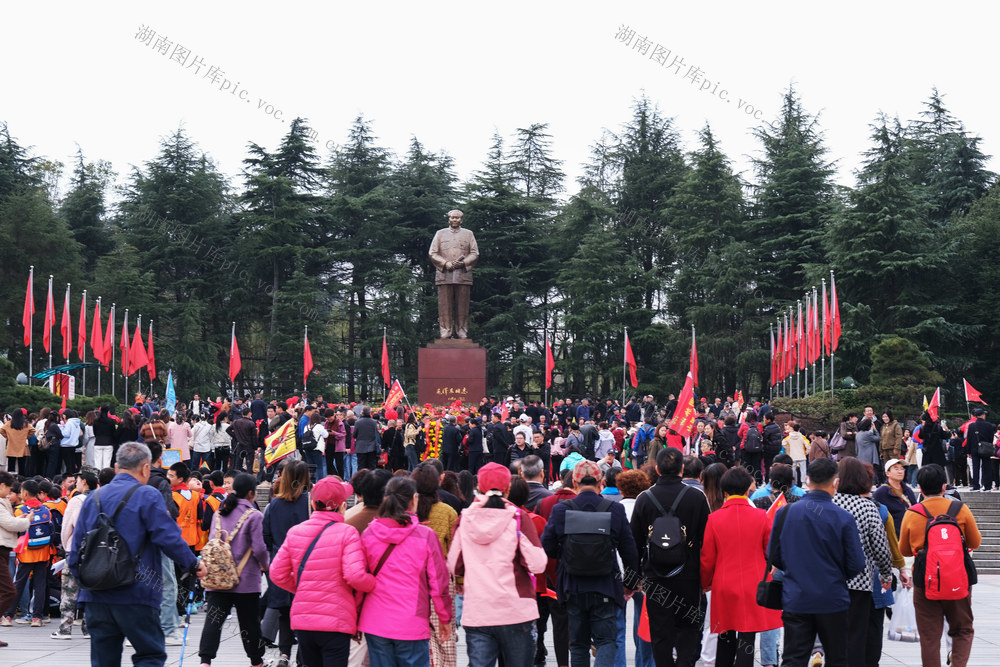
[{"left": 172, "top": 487, "right": 202, "bottom": 547}]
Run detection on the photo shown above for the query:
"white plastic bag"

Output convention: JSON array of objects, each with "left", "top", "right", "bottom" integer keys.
[{"left": 887, "top": 587, "right": 920, "bottom": 642}]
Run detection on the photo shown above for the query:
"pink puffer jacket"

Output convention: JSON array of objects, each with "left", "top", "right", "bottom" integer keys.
[
  {"left": 358, "top": 516, "right": 452, "bottom": 641},
  {"left": 270, "top": 511, "right": 375, "bottom": 633}
]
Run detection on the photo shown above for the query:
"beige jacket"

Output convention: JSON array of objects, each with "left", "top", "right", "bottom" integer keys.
[{"left": 0, "top": 497, "right": 30, "bottom": 549}]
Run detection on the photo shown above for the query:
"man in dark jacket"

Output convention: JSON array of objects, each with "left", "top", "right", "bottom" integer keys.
[
  {"left": 249, "top": 393, "right": 268, "bottom": 422},
  {"left": 542, "top": 460, "right": 639, "bottom": 666},
  {"left": 70, "top": 441, "right": 205, "bottom": 665},
  {"left": 230, "top": 408, "right": 258, "bottom": 473},
  {"left": 465, "top": 418, "right": 484, "bottom": 473},
  {"left": 440, "top": 415, "right": 463, "bottom": 473},
  {"left": 967, "top": 408, "right": 997, "bottom": 491},
  {"left": 629, "top": 447, "right": 710, "bottom": 666},
  {"left": 520, "top": 454, "right": 553, "bottom": 512},
  {"left": 761, "top": 412, "right": 784, "bottom": 482},
  {"left": 352, "top": 408, "right": 380, "bottom": 471},
  {"left": 769, "top": 458, "right": 866, "bottom": 666},
  {"left": 579, "top": 421, "right": 600, "bottom": 461}
]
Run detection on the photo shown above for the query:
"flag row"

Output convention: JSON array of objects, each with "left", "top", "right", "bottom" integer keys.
[{"left": 769, "top": 272, "right": 841, "bottom": 386}]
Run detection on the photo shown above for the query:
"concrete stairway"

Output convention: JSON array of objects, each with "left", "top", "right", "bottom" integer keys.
[{"left": 963, "top": 491, "right": 1000, "bottom": 575}]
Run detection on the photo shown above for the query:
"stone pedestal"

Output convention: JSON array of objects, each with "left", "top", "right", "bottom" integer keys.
[{"left": 418, "top": 339, "right": 487, "bottom": 407}]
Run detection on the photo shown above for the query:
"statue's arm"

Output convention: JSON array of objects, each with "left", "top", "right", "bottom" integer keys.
[
  {"left": 463, "top": 232, "right": 480, "bottom": 269},
  {"left": 429, "top": 232, "right": 448, "bottom": 271}
]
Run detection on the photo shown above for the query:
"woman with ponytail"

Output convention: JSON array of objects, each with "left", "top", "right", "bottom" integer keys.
[
  {"left": 447, "top": 463, "right": 548, "bottom": 666},
  {"left": 271, "top": 476, "right": 375, "bottom": 667},
  {"left": 198, "top": 472, "right": 269, "bottom": 667},
  {"left": 359, "top": 476, "right": 453, "bottom": 667}
]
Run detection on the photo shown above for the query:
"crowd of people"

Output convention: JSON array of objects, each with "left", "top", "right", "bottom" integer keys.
[{"left": 0, "top": 390, "right": 991, "bottom": 667}]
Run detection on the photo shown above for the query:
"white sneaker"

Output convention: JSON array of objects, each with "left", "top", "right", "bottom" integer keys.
[
  {"left": 165, "top": 631, "right": 185, "bottom": 646},
  {"left": 50, "top": 631, "right": 72, "bottom": 640}
]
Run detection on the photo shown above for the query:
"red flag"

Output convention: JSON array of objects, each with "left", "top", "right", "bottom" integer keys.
[
  {"left": 797, "top": 303, "right": 805, "bottom": 371},
  {"left": 783, "top": 316, "right": 791, "bottom": 380},
  {"left": 822, "top": 281, "right": 830, "bottom": 356},
  {"left": 384, "top": 379, "right": 405, "bottom": 410},
  {"left": 668, "top": 372, "right": 697, "bottom": 437},
  {"left": 501, "top": 402, "right": 509, "bottom": 422},
  {"left": 90, "top": 300, "right": 103, "bottom": 363},
  {"left": 129, "top": 322, "right": 148, "bottom": 376},
  {"left": 60, "top": 285, "right": 71, "bottom": 361},
  {"left": 381, "top": 333, "right": 390, "bottom": 387},
  {"left": 22, "top": 268, "right": 34, "bottom": 348},
  {"left": 545, "top": 337, "right": 555, "bottom": 389},
  {"left": 304, "top": 331, "right": 314, "bottom": 388},
  {"left": 78, "top": 292, "right": 87, "bottom": 361},
  {"left": 811, "top": 290, "right": 820, "bottom": 363},
  {"left": 927, "top": 387, "right": 941, "bottom": 421},
  {"left": 766, "top": 490, "right": 788, "bottom": 521},
  {"left": 830, "top": 274, "right": 841, "bottom": 353},
  {"left": 964, "top": 379, "right": 987, "bottom": 405},
  {"left": 770, "top": 328, "right": 776, "bottom": 387},
  {"left": 804, "top": 297, "right": 812, "bottom": 365},
  {"left": 624, "top": 332, "right": 638, "bottom": 388},
  {"left": 147, "top": 321, "right": 156, "bottom": 379},
  {"left": 229, "top": 326, "right": 242, "bottom": 383},
  {"left": 103, "top": 306, "right": 115, "bottom": 370},
  {"left": 43, "top": 277, "right": 54, "bottom": 354},
  {"left": 120, "top": 314, "right": 130, "bottom": 376},
  {"left": 690, "top": 328, "right": 698, "bottom": 387}
]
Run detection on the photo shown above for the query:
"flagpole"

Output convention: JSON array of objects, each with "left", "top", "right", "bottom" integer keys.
[
  {"left": 821, "top": 279, "right": 826, "bottom": 395},
  {"left": 964, "top": 378, "right": 970, "bottom": 417},
  {"left": 111, "top": 304, "right": 116, "bottom": 399},
  {"left": 124, "top": 309, "right": 129, "bottom": 405},
  {"left": 622, "top": 328, "right": 628, "bottom": 410},
  {"left": 48, "top": 275, "right": 53, "bottom": 371},
  {"left": 81, "top": 290, "right": 87, "bottom": 397},
  {"left": 96, "top": 297, "right": 101, "bottom": 397},
  {"left": 136, "top": 314, "right": 143, "bottom": 399},
  {"left": 769, "top": 323, "right": 773, "bottom": 401},
  {"left": 28, "top": 266, "right": 34, "bottom": 385},
  {"left": 812, "top": 287, "right": 817, "bottom": 396},
  {"left": 231, "top": 322, "right": 236, "bottom": 400},
  {"left": 383, "top": 327, "right": 388, "bottom": 404},
  {"left": 544, "top": 327, "right": 548, "bottom": 408},
  {"left": 148, "top": 320, "right": 153, "bottom": 391},
  {"left": 304, "top": 325, "right": 309, "bottom": 396}
]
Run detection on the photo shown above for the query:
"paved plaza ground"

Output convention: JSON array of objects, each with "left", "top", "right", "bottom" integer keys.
[{"left": 3, "top": 575, "right": 999, "bottom": 666}]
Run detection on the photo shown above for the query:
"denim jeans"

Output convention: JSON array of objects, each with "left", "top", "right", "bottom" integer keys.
[
  {"left": 86, "top": 601, "right": 165, "bottom": 667},
  {"left": 344, "top": 453, "right": 357, "bottom": 479},
  {"left": 366, "top": 633, "right": 430, "bottom": 667},
  {"left": 405, "top": 445, "right": 419, "bottom": 472},
  {"left": 567, "top": 592, "right": 618, "bottom": 667},
  {"left": 304, "top": 449, "right": 326, "bottom": 481},
  {"left": 631, "top": 593, "right": 654, "bottom": 667},
  {"left": 614, "top": 603, "right": 627, "bottom": 667},
  {"left": 465, "top": 621, "right": 536, "bottom": 667},
  {"left": 759, "top": 627, "right": 780, "bottom": 665},
  {"left": 158, "top": 553, "right": 179, "bottom": 637}
]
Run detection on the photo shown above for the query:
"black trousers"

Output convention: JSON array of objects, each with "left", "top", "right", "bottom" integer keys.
[
  {"left": 199, "top": 591, "right": 264, "bottom": 664},
  {"left": 763, "top": 451, "right": 778, "bottom": 481},
  {"left": 953, "top": 454, "right": 969, "bottom": 487},
  {"left": 782, "top": 608, "right": 849, "bottom": 667},
  {"left": 356, "top": 451, "right": 378, "bottom": 471},
  {"left": 644, "top": 577, "right": 703, "bottom": 667},
  {"left": 296, "top": 629, "right": 351, "bottom": 667},
  {"left": 846, "top": 588, "right": 871, "bottom": 667},
  {"left": 214, "top": 446, "right": 231, "bottom": 472},
  {"left": 331, "top": 451, "right": 344, "bottom": 478},
  {"left": 971, "top": 452, "right": 994, "bottom": 490},
  {"left": 743, "top": 452, "right": 764, "bottom": 485},
  {"left": 441, "top": 450, "right": 460, "bottom": 472},
  {"left": 865, "top": 603, "right": 884, "bottom": 667},
  {"left": 468, "top": 451, "right": 484, "bottom": 474},
  {"left": 536, "top": 593, "right": 549, "bottom": 661},
  {"left": 717, "top": 630, "right": 756, "bottom": 667}
]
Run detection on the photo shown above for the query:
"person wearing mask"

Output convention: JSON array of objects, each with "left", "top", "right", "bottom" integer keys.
[
  {"left": 68, "top": 442, "right": 205, "bottom": 664},
  {"left": 270, "top": 475, "right": 374, "bottom": 667},
  {"left": 700, "top": 466, "right": 782, "bottom": 667},
  {"left": 452, "top": 463, "right": 548, "bottom": 666},
  {"left": 359, "top": 476, "right": 452, "bottom": 667},
  {"left": 198, "top": 473, "right": 269, "bottom": 667}
]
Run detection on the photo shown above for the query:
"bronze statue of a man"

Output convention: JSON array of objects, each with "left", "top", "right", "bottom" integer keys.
[{"left": 429, "top": 209, "right": 479, "bottom": 339}]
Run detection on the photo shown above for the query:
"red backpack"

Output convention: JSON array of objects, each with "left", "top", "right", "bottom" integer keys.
[{"left": 908, "top": 500, "right": 978, "bottom": 600}]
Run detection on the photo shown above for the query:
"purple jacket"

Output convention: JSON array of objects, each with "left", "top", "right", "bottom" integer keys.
[{"left": 206, "top": 497, "right": 270, "bottom": 593}]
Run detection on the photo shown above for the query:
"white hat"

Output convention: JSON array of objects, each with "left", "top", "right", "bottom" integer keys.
[
  {"left": 519, "top": 414, "right": 530, "bottom": 422},
  {"left": 884, "top": 458, "right": 905, "bottom": 473}
]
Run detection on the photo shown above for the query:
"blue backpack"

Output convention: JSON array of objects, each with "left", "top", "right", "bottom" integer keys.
[{"left": 27, "top": 505, "right": 53, "bottom": 549}]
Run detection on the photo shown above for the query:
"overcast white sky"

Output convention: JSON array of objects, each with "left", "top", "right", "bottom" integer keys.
[{"left": 4, "top": 1, "right": 997, "bottom": 203}]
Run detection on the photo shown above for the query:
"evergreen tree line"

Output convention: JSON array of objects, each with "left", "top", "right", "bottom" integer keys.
[{"left": 0, "top": 86, "right": 996, "bottom": 407}]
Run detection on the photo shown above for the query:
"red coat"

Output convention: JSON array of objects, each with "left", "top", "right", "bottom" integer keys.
[{"left": 700, "top": 497, "right": 783, "bottom": 633}]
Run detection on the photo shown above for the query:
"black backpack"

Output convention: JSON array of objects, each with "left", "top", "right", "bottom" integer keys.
[
  {"left": 744, "top": 427, "right": 763, "bottom": 453},
  {"left": 561, "top": 498, "right": 617, "bottom": 577},
  {"left": 300, "top": 428, "right": 318, "bottom": 451},
  {"left": 642, "top": 486, "right": 691, "bottom": 579},
  {"left": 78, "top": 484, "right": 143, "bottom": 591}
]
